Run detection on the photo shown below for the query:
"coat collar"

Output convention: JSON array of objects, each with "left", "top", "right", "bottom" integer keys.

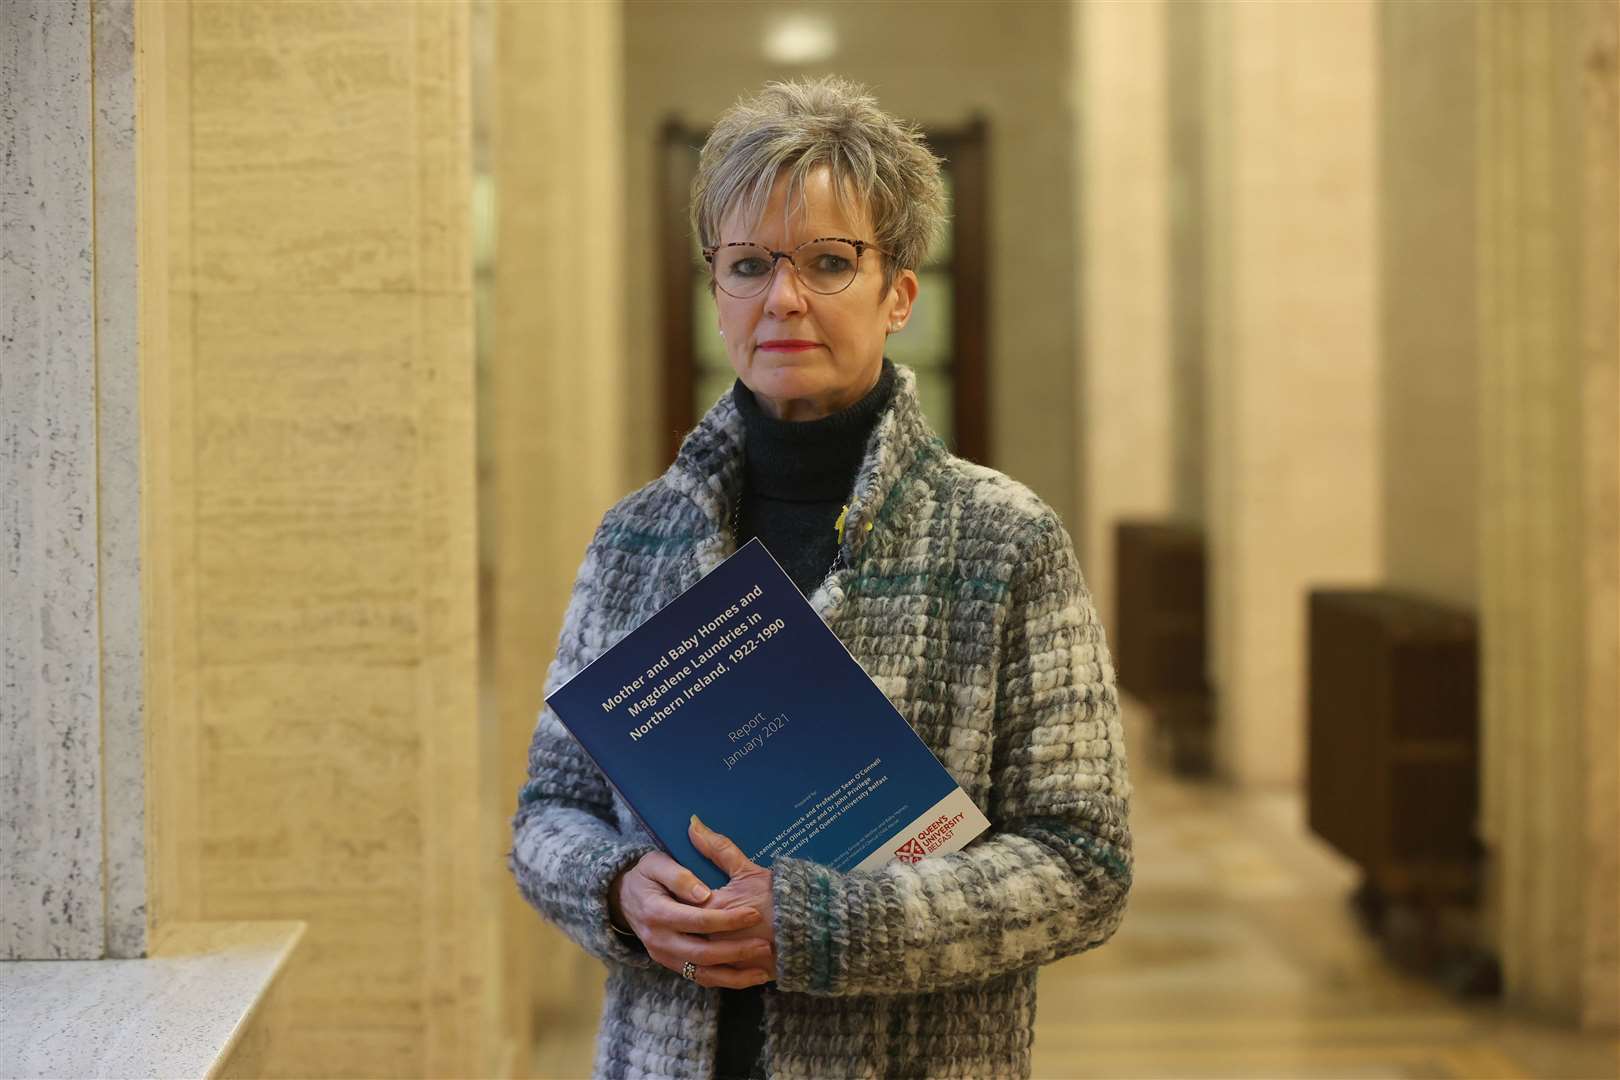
[{"left": 666, "top": 361, "right": 942, "bottom": 615}]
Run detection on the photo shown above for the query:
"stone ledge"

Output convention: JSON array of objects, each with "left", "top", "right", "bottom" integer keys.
[{"left": 0, "top": 921, "right": 304, "bottom": 1080}]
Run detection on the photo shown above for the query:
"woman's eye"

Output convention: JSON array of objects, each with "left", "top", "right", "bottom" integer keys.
[
  {"left": 814, "top": 256, "right": 852, "bottom": 273},
  {"left": 732, "top": 259, "right": 769, "bottom": 276}
]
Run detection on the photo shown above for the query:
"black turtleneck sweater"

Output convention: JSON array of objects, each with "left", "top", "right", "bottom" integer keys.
[
  {"left": 731, "top": 358, "right": 898, "bottom": 596},
  {"left": 713, "top": 357, "right": 897, "bottom": 1080}
]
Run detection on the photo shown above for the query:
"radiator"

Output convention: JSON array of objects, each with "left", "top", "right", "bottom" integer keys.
[
  {"left": 1306, "top": 589, "right": 1480, "bottom": 901},
  {"left": 1115, "top": 521, "right": 1211, "bottom": 774}
]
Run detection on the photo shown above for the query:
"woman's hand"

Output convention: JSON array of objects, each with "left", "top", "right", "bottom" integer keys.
[
  {"left": 688, "top": 815, "right": 777, "bottom": 982},
  {"left": 609, "top": 841, "right": 774, "bottom": 989}
]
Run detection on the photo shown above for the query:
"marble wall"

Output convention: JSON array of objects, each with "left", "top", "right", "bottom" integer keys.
[
  {"left": 486, "top": 0, "right": 629, "bottom": 1052},
  {"left": 1574, "top": 2, "right": 1620, "bottom": 1028},
  {"left": 1379, "top": 1, "right": 1480, "bottom": 611},
  {"left": 94, "top": 0, "right": 149, "bottom": 963},
  {"left": 141, "top": 2, "right": 492, "bottom": 1072},
  {"left": 1167, "top": 2, "right": 1209, "bottom": 529},
  {"left": 1197, "top": 0, "right": 1385, "bottom": 786},
  {"left": 1, "top": 0, "right": 148, "bottom": 962},
  {"left": 1146, "top": 0, "right": 1616, "bottom": 1022},
  {"left": 1474, "top": 0, "right": 1619, "bottom": 1030},
  {"left": 1373, "top": 0, "right": 1617, "bottom": 1026},
  {"left": 1, "top": 0, "right": 103, "bottom": 962},
  {"left": 1071, "top": 0, "right": 1175, "bottom": 641}
]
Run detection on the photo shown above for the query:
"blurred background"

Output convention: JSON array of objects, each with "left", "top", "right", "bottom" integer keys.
[{"left": 3, "top": 0, "right": 1617, "bottom": 1077}]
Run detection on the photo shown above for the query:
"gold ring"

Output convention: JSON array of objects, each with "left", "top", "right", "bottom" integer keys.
[{"left": 681, "top": 961, "right": 697, "bottom": 981}]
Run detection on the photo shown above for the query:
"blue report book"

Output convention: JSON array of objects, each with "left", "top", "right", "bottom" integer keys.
[{"left": 547, "top": 538, "right": 991, "bottom": 890}]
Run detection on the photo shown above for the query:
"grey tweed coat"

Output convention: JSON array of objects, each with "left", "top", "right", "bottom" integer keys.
[{"left": 509, "top": 363, "right": 1133, "bottom": 1079}]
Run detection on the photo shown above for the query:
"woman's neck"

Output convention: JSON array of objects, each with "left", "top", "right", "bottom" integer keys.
[
  {"left": 749, "top": 362, "right": 885, "bottom": 421},
  {"left": 732, "top": 358, "right": 897, "bottom": 500}
]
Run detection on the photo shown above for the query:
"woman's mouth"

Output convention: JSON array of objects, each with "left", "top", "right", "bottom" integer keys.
[{"left": 758, "top": 340, "right": 820, "bottom": 352}]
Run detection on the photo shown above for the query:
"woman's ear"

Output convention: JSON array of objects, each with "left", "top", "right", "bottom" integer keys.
[{"left": 886, "top": 269, "right": 920, "bottom": 330}]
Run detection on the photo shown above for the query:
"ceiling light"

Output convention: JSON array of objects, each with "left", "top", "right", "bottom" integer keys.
[{"left": 763, "top": 15, "right": 837, "bottom": 65}]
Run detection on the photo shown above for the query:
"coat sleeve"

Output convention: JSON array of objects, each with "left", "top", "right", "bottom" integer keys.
[
  {"left": 506, "top": 532, "right": 663, "bottom": 971},
  {"left": 768, "top": 510, "right": 1134, "bottom": 996}
]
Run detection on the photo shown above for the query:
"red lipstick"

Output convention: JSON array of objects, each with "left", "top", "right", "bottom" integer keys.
[{"left": 759, "top": 340, "right": 820, "bottom": 352}]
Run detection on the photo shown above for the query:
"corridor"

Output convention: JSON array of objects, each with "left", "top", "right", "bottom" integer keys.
[
  {"left": 1030, "top": 702, "right": 1620, "bottom": 1079},
  {"left": 5, "top": 1, "right": 1615, "bottom": 1075},
  {"left": 533, "top": 697, "right": 1620, "bottom": 1079}
]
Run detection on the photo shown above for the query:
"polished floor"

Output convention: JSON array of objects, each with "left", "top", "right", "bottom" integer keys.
[{"left": 532, "top": 697, "right": 1619, "bottom": 1079}]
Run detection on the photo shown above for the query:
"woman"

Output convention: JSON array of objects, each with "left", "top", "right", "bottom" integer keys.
[{"left": 509, "top": 76, "right": 1132, "bottom": 1080}]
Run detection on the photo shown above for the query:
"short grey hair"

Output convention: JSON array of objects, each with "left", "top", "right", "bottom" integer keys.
[{"left": 691, "top": 76, "right": 948, "bottom": 296}]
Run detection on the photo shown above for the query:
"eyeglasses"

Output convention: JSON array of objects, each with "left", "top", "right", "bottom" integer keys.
[{"left": 702, "top": 236, "right": 890, "bottom": 300}]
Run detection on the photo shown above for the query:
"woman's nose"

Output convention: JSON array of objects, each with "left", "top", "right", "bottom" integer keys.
[{"left": 762, "top": 257, "right": 809, "bottom": 319}]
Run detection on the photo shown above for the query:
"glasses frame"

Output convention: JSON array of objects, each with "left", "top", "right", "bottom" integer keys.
[{"left": 701, "top": 236, "right": 892, "bottom": 299}]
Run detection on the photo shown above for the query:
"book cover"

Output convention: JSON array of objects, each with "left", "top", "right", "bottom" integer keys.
[{"left": 547, "top": 538, "right": 991, "bottom": 890}]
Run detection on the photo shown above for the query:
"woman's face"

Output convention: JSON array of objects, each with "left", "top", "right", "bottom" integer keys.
[{"left": 713, "top": 166, "right": 917, "bottom": 421}]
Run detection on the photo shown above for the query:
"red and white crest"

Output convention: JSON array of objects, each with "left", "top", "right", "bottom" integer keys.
[{"left": 893, "top": 837, "right": 928, "bottom": 864}]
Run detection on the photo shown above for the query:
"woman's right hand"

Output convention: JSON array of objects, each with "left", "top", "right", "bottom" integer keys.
[{"left": 610, "top": 851, "right": 773, "bottom": 989}]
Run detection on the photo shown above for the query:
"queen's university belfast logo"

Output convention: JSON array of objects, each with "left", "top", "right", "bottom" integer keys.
[
  {"left": 893, "top": 811, "right": 969, "bottom": 864},
  {"left": 893, "top": 837, "right": 928, "bottom": 864}
]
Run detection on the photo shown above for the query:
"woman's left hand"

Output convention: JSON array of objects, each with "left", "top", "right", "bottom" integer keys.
[{"left": 689, "top": 815, "right": 776, "bottom": 982}]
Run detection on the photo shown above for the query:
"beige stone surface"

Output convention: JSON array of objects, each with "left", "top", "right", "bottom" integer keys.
[
  {"left": 2, "top": 0, "right": 150, "bottom": 962},
  {"left": 1198, "top": 0, "right": 1384, "bottom": 786},
  {"left": 0, "top": 0, "right": 105, "bottom": 963},
  {"left": 1576, "top": 1, "right": 1619, "bottom": 1030},
  {"left": 1379, "top": 0, "right": 1480, "bottom": 611},
  {"left": 140, "top": 2, "right": 488, "bottom": 1074},
  {"left": 93, "top": 0, "right": 151, "bottom": 961},
  {"left": 1168, "top": 1, "right": 1210, "bottom": 530},
  {"left": 1073, "top": 0, "right": 1174, "bottom": 642},
  {"left": 1476, "top": 0, "right": 1620, "bottom": 1030},
  {"left": 488, "top": 0, "right": 630, "bottom": 1045},
  {"left": 144, "top": 0, "right": 204, "bottom": 945},
  {"left": 0, "top": 921, "right": 303, "bottom": 1080}
]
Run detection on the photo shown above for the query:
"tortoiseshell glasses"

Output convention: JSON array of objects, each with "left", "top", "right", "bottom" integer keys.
[{"left": 702, "top": 237, "right": 891, "bottom": 299}]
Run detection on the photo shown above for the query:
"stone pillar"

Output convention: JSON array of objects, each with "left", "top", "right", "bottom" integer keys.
[
  {"left": 1476, "top": 0, "right": 1619, "bottom": 1030},
  {"left": 1379, "top": 0, "right": 1480, "bottom": 612},
  {"left": 1072, "top": 0, "right": 1174, "bottom": 640},
  {"left": 140, "top": 2, "right": 489, "bottom": 1073},
  {"left": 1168, "top": 1, "right": 1209, "bottom": 530},
  {"left": 1, "top": 0, "right": 148, "bottom": 962},
  {"left": 1199, "top": 0, "right": 1384, "bottom": 786},
  {"left": 488, "top": 0, "right": 629, "bottom": 1050}
]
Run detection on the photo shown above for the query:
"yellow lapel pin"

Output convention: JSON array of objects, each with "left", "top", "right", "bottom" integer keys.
[{"left": 835, "top": 504, "right": 874, "bottom": 545}]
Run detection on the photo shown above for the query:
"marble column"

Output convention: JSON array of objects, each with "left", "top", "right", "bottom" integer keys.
[
  {"left": 1168, "top": 1, "right": 1209, "bottom": 530},
  {"left": 1379, "top": 0, "right": 1480, "bottom": 612},
  {"left": 1, "top": 0, "right": 148, "bottom": 962},
  {"left": 1072, "top": 0, "right": 1174, "bottom": 641},
  {"left": 488, "top": 0, "right": 629, "bottom": 1053},
  {"left": 1476, "top": 0, "right": 1619, "bottom": 1030},
  {"left": 1198, "top": 0, "right": 1385, "bottom": 786},
  {"left": 140, "top": 2, "right": 489, "bottom": 1073}
]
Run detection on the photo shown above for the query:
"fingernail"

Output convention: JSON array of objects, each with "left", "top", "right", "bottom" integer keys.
[
  {"left": 691, "top": 883, "right": 710, "bottom": 902},
  {"left": 689, "top": 814, "right": 705, "bottom": 832}
]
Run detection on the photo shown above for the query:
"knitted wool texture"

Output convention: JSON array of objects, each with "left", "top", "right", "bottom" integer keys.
[{"left": 509, "top": 364, "right": 1134, "bottom": 1079}]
